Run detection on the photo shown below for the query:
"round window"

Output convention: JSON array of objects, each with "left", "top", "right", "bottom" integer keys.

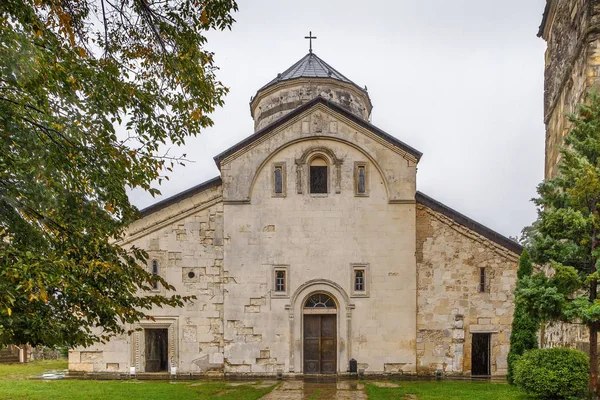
[{"left": 188, "top": 271, "right": 196, "bottom": 279}]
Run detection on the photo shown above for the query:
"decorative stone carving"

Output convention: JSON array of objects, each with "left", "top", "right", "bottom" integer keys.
[{"left": 295, "top": 146, "right": 344, "bottom": 194}]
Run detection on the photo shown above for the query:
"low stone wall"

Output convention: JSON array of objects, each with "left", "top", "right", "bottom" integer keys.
[{"left": 27, "top": 346, "right": 65, "bottom": 361}]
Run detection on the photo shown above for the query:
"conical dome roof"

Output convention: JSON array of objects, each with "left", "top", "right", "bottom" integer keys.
[
  {"left": 257, "top": 52, "right": 368, "bottom": 95},
  {"left": 250, "top": 52, "right": 372, "bottom": 132}
]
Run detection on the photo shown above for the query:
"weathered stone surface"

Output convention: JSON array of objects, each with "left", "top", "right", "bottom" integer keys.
[
  {"left": 416, "top": 204, "right": 518, "bottom": 376},
  {"left": 251, "top": 78, "right": 371, "bottom": 131},
  {"left": 540, "top": 0, "right": 600, "bottom": 178}
]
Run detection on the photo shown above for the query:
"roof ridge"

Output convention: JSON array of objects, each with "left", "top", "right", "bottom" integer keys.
[
  {"left": 217, "top": 96, "right": 421, "bottom": 167},
  {"left": 312, "top": 52, "right": 351, "bottom": 82}
]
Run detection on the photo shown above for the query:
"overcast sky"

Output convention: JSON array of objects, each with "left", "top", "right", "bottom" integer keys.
[{"left": 129, "top": 0, "right": 547, "bottom": 239}]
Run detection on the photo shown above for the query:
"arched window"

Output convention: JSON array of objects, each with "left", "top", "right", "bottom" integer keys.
[
  {"left": 309, "top": 157, "right": 328, "bottom": 194},
  {"left": 152, "top": 260, "right": 159, "bottom": 290},
  {"left": 304, "top": 293, "right": 336, "bottom": 309}
]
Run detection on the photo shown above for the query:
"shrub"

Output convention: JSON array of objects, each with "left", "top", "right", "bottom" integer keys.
[{"left": 513, "top": 347, "right": 588, "bottom": 399}]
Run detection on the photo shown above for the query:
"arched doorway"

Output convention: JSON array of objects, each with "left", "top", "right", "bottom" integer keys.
[{"left": 303, "top": 293, "right": 337, "bottom": 374}]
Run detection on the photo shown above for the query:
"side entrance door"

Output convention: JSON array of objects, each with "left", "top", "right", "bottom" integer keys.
[
  {"left": 471, "top": 333, "right": 491, "bottom": 376},
  {"left": 145, "top": 328, "right": 169, "bottom": 372},
  {"left": 303, "top": 314, "right": 337, "bottom": 374}
]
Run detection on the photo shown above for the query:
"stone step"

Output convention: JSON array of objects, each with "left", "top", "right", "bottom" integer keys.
[{"left": 0, "top": 357, "right": 20, "bottom": 364}]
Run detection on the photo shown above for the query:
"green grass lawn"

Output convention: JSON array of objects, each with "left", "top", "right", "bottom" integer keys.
[
  {"left": 0, "top": 360, "right": 277, "bottom": 400},
  {"left": 0, "top": 361, "right": 533, "bottom": 399},
  {"left": 365, "top": 380, "right": 528, "bottom": 400},
  {"left": 0, "top": 360, "right": 67, "bottom": 380},
  {"left": 0, "top": 380, "right": 277, "bottom": 400}
]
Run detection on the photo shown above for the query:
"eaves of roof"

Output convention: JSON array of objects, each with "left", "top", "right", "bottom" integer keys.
[
  {"left": 139, "top": 176, "right": 222, "bottom": 217},
  {"left": 416, "top": 191, "right": 523, "bottom": 255},
  {"left": 214, "top": 96, "right": 422, "bottom": 168}
]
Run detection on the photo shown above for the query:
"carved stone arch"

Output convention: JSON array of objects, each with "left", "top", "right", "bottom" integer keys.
[
  {"left": 246, "top": 136, "right": 391, "bottom": 202},
  {"left": 297, "top": 146, "right": 344, "bottom": 166},
  {"left": 289, "top": 278, "right": 351, "bottom": 309},
  {"left": 285, "top": 279, "right": 355, "bottom": 373},
  {"left": 295, "top": 146, "right": 344, "bottom": 194}
]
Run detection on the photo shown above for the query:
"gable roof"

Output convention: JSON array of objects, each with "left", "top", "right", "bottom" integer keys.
[
  {"left": 256, "top": 52, "right": 369, "bottom": 98},
  {"left": 214, "top": 96, "right": 422, "bottom": 168},
  {"left": 416, "top": 191, "right": 523, "bottom": 255},
  {"left": 139, "top": 176, "right": 222, "bottom": 217}
]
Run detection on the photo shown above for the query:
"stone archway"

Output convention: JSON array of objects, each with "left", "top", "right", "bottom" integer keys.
[{"left": 286, "top": 280, "right": 354, "bottom": 374}]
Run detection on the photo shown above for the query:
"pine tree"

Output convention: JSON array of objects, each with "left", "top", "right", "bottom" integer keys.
[
  {"left": 507, "top": 249, "right": 538, "bottom": 384},
  {"left": 519, "top": 91, "right": 600, "bottom": 396}
]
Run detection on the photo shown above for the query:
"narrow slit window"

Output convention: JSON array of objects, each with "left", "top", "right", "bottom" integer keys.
[
  {"left": 310, "top": 157, "right": 328, "bottom": 194},
  {"left": 357, "top": 166, "right": 366, "bottom": 194},
  {"left": 354, "top": 269, "right": 365, "bottom": 292},
  {"left": 479, "top": 267, "right": 486, "bottom": 293},
  {"left": 275, "top": 270, "right": 286, "bottom": 292},
  {"left": 152, "top": 260, "right": 159, "bottom": 290},
  {"left": 274, "top": 166, "right": 283, "bottom": 194}
]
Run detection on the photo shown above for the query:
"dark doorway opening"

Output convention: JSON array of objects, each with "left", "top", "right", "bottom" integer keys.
[
  {"left": 303, "top": 314, "right": 337, "bottom": 374},
  {"left": 471, "top": 333, "right": 491, "bottom": 376},
  {"left": 145, "top": 328, "right": 168, "bottom": 372}
]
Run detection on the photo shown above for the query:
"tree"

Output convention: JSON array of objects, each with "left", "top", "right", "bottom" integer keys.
[
  {"left": 518, "top": 91, "right": 600, "bottom": 396},
  {"left": 507, "top": 249, "right": 538, "bottom": 384},
  {"left": 0, "top": 0, "right": 238, "bottom": 347}
]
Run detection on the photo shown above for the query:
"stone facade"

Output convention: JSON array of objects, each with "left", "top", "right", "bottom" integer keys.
[
  {"left": 416, "top": 205, "right": 518, "bottom": 376},
  {"left": 538, "top": 0, "right": 600, "bottom": 354},
  {"left": 69, "top": 183, "right": 225, "bottom": 374},
  {"left": 540, "top": 0, "right": 600, "bottom": 178},
  {"left": 251, "top": 78, "right": 371, "bottom": 131},
  {"left": 69, "top": 51, "right": 520, "bottom": 377}
]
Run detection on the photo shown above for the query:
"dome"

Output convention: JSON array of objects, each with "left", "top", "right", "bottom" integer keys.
[{"left": 250, "top": 52, "right": 373, "bottom": 131}]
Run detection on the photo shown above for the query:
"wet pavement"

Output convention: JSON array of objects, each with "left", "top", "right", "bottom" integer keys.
[{"left": 260, "top": 380, "right": 367, "bottom": 399}]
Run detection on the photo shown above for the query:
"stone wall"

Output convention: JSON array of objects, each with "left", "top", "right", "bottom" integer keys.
[
  {"left": 220, "top": 104, "right": 417, "bottom": 204},
  {"left": 27, "top": 346, "right": 64, "bottom": 361},
  {"left": 69, "top": 184, "right": 225, "bottom": 374},
  {"left": 221, "top": 105, "right": 418, "bottom": 375},
  {"left": 251, "top": 79, "right": 371, "bottom": 131},
  {"left": 541, "top": 0, "right": 600, "bottom": 178},
  {"left": 415, "top": 204, "right": 519, "bottom": 376},
  {"left": 543, "top": 321, "right": 589, "bottom": 352}
]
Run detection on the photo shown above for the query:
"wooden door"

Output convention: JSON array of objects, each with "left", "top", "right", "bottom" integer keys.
[
  {"left": 303, "top": 314, "right": 337, "bottom": 374},
  {"left": 471, "top": 333, "right": 491, "bottom": 376},
  {"left": 145, "top": 328, "right": 168, "bottom": 372}
]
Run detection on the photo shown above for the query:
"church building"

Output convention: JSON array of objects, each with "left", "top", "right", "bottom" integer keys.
[{"left": 69, "top": 45, "right": 521, "bottom": 377}]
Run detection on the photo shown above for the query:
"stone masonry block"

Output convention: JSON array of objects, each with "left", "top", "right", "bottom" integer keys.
[{"left": 244, "top": 305, "right": 260, "bottom": 313}]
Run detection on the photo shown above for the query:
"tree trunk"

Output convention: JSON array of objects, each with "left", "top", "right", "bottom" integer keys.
[
  {"left": 591, "top": 321, "right": 599, "bottom": 398},
  {"left": 590, "top": 217, "right": 598, "bottom": 397}
]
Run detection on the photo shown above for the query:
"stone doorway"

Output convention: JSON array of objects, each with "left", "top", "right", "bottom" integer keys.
[
  {"left": 145, "top": 328, "right": 168, "bottom": 372},
  {"left": 303, "top": 293, "right": 337, "bottom": 374},
  {"left": 471, "top": 332, "right": 491, "bottom": 376}
]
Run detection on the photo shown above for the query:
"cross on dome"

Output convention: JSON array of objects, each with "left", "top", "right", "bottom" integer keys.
[{"left": 304, "top": 31, "right": 317, "bottom": 53}]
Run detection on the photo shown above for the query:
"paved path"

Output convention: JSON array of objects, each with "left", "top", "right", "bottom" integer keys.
[{"left": 260, "top": 380, "right": 367, "bottom": 399}]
